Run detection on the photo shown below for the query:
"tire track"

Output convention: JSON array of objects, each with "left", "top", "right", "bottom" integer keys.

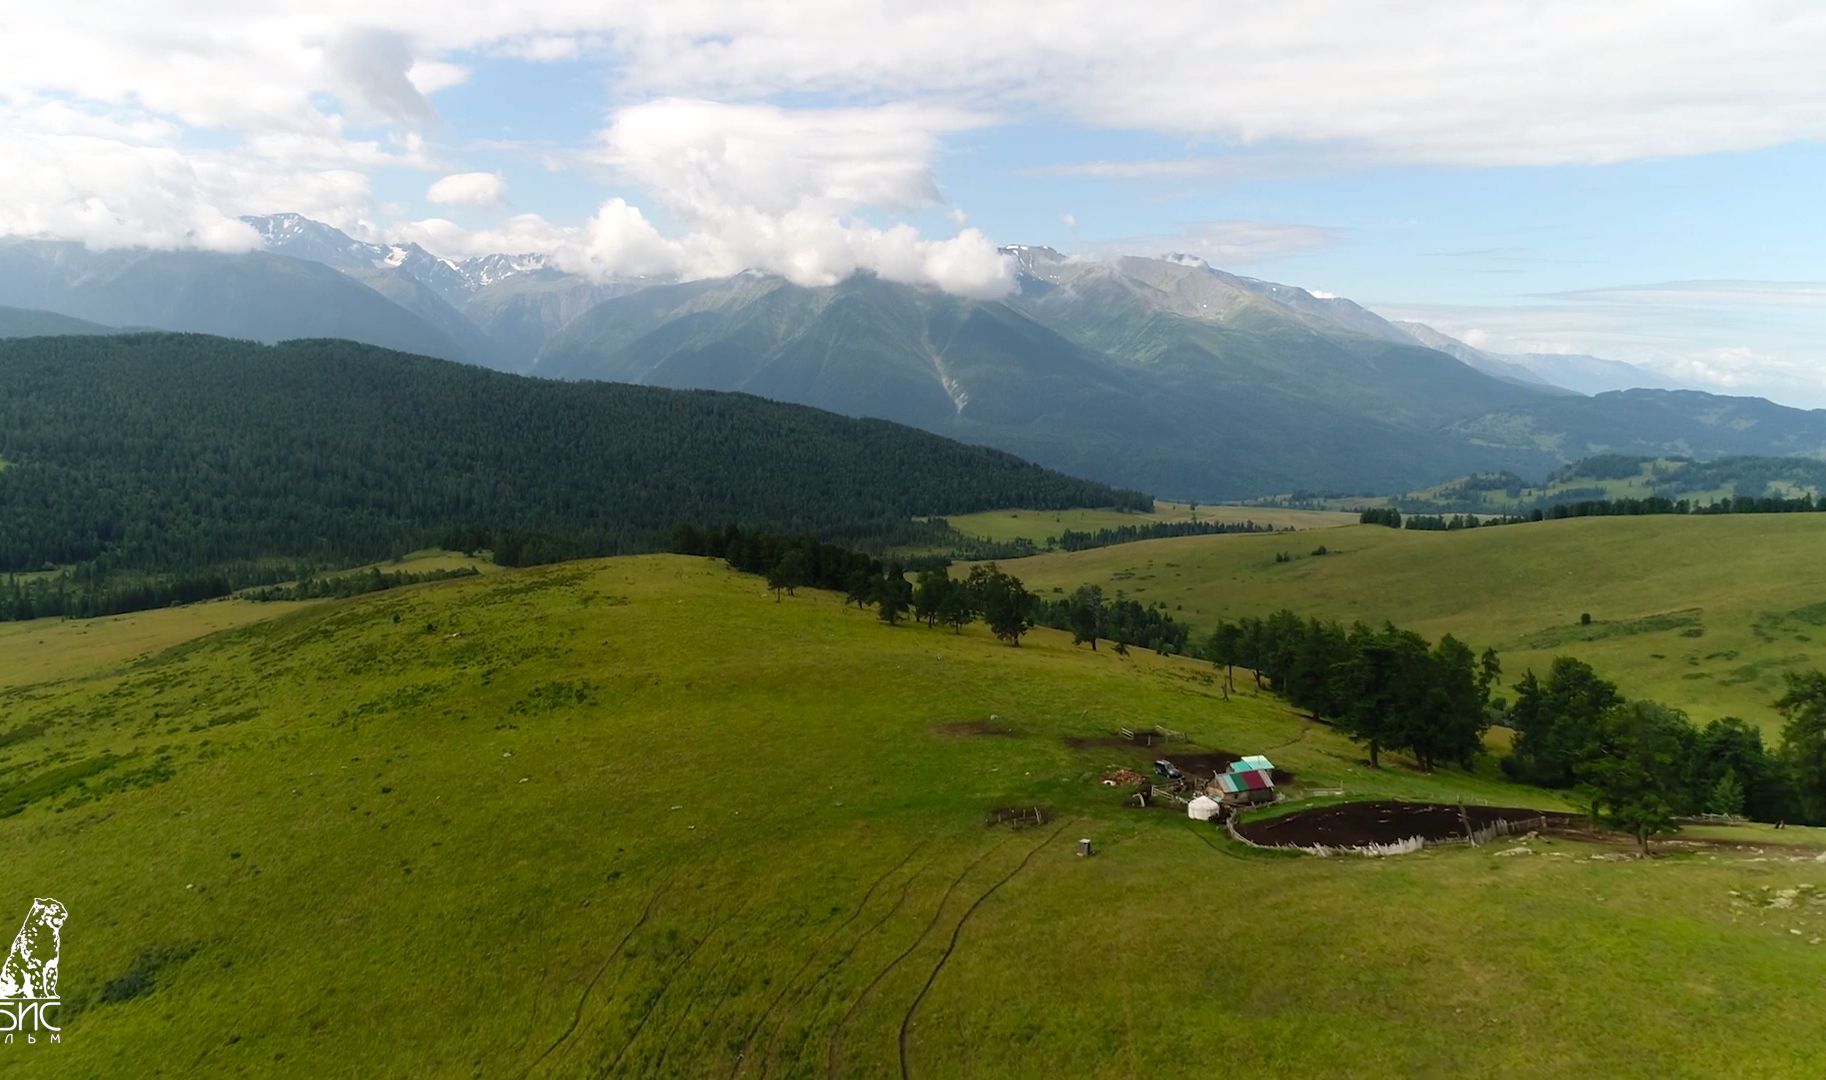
[
  {"left": 602, "top": 893, "right": 752, "bottom": 1077},
  {"left": 727, "top": 837, "right": 930, "bottom": 1078},
  {"left": 519, "top": 879, "right": 669, "bottom": 1080},
  {"left": 896, "top": 822, "right": 1068, "bottom": 1079},
  {"left": 760, "top": 849, "right": 944, "bottom": 1079},
  {"left": 1265, "top": 722, "right": 1313, "bottom": 752},
  {"left": 824, "top": 835, "right": 1013, "bottom": 1079}
]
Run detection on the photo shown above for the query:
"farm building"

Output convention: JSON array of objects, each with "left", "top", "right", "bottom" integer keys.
[
  {"left": 1186, "top": 795, "right": 1221, "bottom": 821},
  {"left": 1213, "top": 768, "right": 1275, "bottom": 805},
  {"left": 1231, "top": 754, "right": 1274, "bottom": 773}
]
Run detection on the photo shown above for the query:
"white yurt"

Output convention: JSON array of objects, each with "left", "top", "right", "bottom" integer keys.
[{"left": 1186, "top": 795, "right": 1221, "bottom": 821}]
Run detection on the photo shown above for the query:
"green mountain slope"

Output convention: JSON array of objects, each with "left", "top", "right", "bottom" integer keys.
[
  {"left": 0, "top": 241, "right": 472, "bottom": 362},
  {"left": 0, "top": 333, "right": 1141, "bottom": 588},
  {"left": 2, "top": 555, "right": 1820, "bottom": 1076},
  {"left": 461, "top": 274, "right": 642, "bottom": 369},
  {"left": 1455, "top": 388, "right": 1826, "bottom": 460},
  {"left": 345, "top": 266, "right": 505, "bottom": 368}
]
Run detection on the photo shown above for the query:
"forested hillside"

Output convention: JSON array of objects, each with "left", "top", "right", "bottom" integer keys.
[{"left": 0, "top": 333, "right": 1143, "bottom": 617}]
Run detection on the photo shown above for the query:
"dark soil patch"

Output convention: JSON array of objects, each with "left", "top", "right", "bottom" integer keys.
[
  {"left": 986, "top": 806, "right": 1052, "bottom": 830},
  {"left": 1236, "top": 801, "right": 1569, "bottom": 847},
  {"left": 938, "top": 719, "right": 1019, "bottom": 738}
]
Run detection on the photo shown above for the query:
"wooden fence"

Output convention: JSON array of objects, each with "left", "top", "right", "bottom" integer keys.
[{"left": 1223, "top": 811, "right": 1550, "bottom": 858}]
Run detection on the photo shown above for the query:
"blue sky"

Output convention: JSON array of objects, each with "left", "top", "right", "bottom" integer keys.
[{"left": 4, "top": 2, "right": 1825, "bottom": 403}]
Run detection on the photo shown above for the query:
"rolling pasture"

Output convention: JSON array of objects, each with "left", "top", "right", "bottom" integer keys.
[
  {"left": 941, "top": 502, "right": 1356, "bottom": 546},
  {"left": 982, "top": 513, "right": 1826, "bottom": 733},
  {"left": 3, "top": 555, "right": 1825, "bottom": 1076}
]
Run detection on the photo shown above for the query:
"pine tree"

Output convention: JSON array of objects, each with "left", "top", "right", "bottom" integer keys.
[{"left": 1707, "top": 771, "right": 1746, "bottom": 817}]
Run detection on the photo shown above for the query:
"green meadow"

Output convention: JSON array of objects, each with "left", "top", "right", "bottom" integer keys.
[
  {"left": 4, "top": 555, "right": 1826, "bottom": 1076},
  {"left": 941, "top": 502, "right": 1356, "bottom": 545},
  {"left": 968, "top": 513, "right": 1826, "bottom": 733}
]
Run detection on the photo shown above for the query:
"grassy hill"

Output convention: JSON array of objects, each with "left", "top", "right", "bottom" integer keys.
[
  {"left": 4, "top": 555, "right": 1824, "bottom": 1076},
  {"left": 973, "top": 514, "right": 1826, "bottom": 732}
]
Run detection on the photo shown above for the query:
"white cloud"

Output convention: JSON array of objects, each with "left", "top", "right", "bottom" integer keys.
[
  {"left": 2, "top": 3, "right": 1822, "bottom": 167},
  {"left": 396, "top": 99, "right": 1014, "bottom": 297},
  {"left": 568, "top": 99, "right": 1011, "bottom": 296},
  {"left": 406, "top": 61, "right": 471, "bottom": 95},
  {"left": 1058, "top": 211, "right": 1077, "bottom": 230},
  {"left": 495, "top": 35, "right": 591, "bottom": 62},
  {"left": 321, "top": 27, "right": 437, "bottom": 127},
  {"left": 427, "top": 171, "right": 508, "bottom": 207},
  {"left": 0, "top": 131, "right": 374, "bottom": 251}
]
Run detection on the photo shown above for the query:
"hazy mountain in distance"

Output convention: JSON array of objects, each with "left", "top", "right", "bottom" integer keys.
[
  {"left": 0, "top": 240, "right": 474, "bottom": 362},
  {"left": 0, "top": 304, "right": 117, "bottom": 337},
  {"left": 1514, "top": 352, "right": 1691, "bottom": 396},
  {"left": 1392, "top": 321, "right": 1571, "bottom": 391},
  {"left": 1392, "top": 320, "right": 1686, "bottom": 396}
]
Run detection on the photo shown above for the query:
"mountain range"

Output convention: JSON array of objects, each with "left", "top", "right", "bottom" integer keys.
[{"left": 1, "top": 215, "right": 1820, "bottom": 499}]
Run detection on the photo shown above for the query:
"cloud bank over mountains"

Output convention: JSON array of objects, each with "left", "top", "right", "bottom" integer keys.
[
  {"left": 7, "top": 2, "right": 1824, "bottom": 263},
  {"left": 2, "top": 2, "right": 1823, "bottom": 392}
]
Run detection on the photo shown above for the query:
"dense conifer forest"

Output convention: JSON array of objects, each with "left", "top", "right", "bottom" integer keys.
[{"left": 0, "top": 333, "right": 1146, "bottom": 619}]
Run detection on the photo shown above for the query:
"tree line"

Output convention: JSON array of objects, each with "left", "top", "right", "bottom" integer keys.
[
  {"left": 1203, "top": 606, "right": 1826, "bottom": 844},
  {"left": 1361, "top": 494, "right": 1826, "bottom": 533},
  {"left": 674, "top": 524, "right": 1192, "bottom": 654},
  {"left": 1502, "top": 658, "right": 1826, "bottom": 842},
  {"left": 1206, "top": 612, "right": 1500, "bottom": 772},
  {"left": 939, "top": 517, "right": 1277, "bottom": 563}
]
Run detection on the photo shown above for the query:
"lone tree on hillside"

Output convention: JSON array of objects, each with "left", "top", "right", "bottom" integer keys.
[
  {"left": 844, "top": 570, "right": 873, "bottom": 610},
  {"left": 913, "top": 569, "right": 953, "bottom": 629},
  {"left": 1579, "top": 700, "right": 1692, "bottom": 854},
  {"left": 874, "top": 562, "right": 913, "bottom": 625},
  {"left": 1066, "top": 584, "right": 1105, "bottom": 650},
  {"left": 766, "top": 550, "right": 807, "bottom": 601},
  {"left": 939, "top": 582, "right": 975, "bottom": 635},
  {"left": 1505, "top": 657, "right": 1622, "bottom": 788},
  {"left": 1777, "top": 670, "right": 1826, "bottom": 820},
  {"left": 968, "top": 564, "right": 1033, "bottom": 646},
  {"left": 1207, "top": 619, "right": 1243, "bottom": 698}
]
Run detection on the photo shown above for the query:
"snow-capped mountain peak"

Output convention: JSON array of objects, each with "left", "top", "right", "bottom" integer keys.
[{"left": 241, "top": 213, "right": 559, "bottom": 301}]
